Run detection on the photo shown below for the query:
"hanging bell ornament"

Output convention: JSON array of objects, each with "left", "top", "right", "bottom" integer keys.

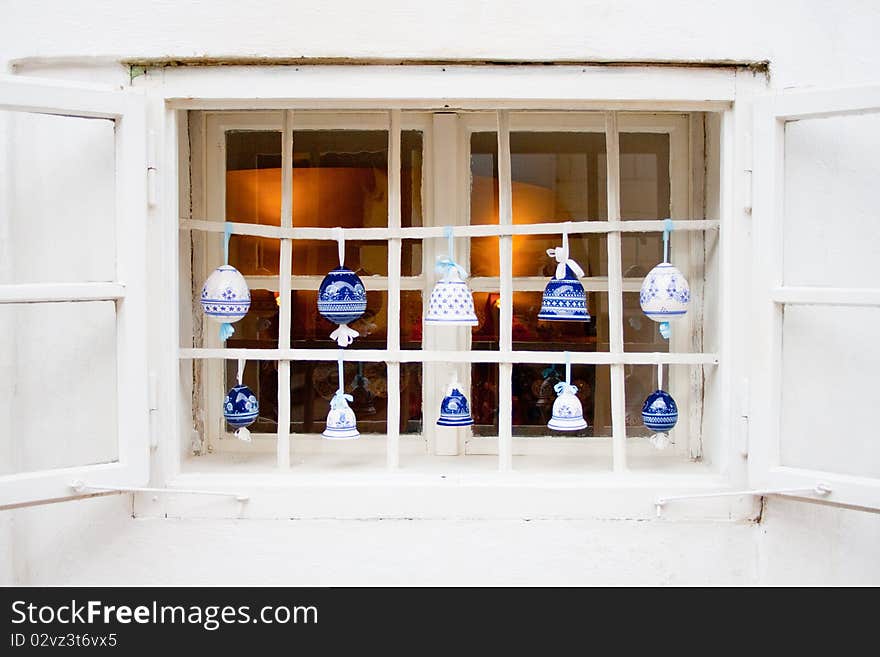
[
  {"left": 538, "top": 228, "right": 590, "bottom": 322},
  {"left": 437, "top": 381, "right": 474, "bottom": 427},
  {"left": 323, "top": 390, "right": 360, "bottom": 440},
  {"left": 425, "top": 227, "right": 478, "bottom": 326},
  {"left": 642, "top": 389, "right": 678, "bottom": 450},
  {"left": 201, "top": 224, "right": 251, "bottom": 341},
  {"left": 548, "top": 381, "right": 587, "bottom": 432}
]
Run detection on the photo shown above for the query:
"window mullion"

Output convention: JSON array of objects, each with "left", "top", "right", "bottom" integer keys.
[
  {"left": 276, "top": 109, "right": 294, "bottom": 470},
  {"left": 386, "top": 109, "right": 402, "bottom": 469},
  {"left": 604, "top": 111, "right": 627, "bottom": 473},
  {"left": 497, "top": 110, "right": 514, "bottom": 472}
]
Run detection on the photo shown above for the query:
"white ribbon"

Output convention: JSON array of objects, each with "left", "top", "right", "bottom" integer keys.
[
  {"left": 546, "top": 225, "right": 585, "bottom": 280},
  {"left": 333, "top": 226, "right": 345, "bottom": 268}
]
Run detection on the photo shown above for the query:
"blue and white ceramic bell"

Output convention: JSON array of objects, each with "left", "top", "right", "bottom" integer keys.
[
  {"left": 317, "top": 229, "right": 368, "bottom": 347},
  {"left": 548, "top": 381, "right": 588, "bottom": 432},
  {"left": 425, "top": 266, "right": 479, "bottom": 326},
  {"left": 437, "top": 381, "right": 474, "bottom": 427},
  {"left": 201, "top": 264, "right": 251, "bottom": 339},
  {"left": 538, "top": 231, "right": 590, "bottom": 322},
  {"left": 223, "top": 383, "right": 258, "bottom": 442},
  {"left": 323, "top": 389, "right": 360, "bottom": 440},
  {"left": 425, "top": 228, "right": 478, "bottom": 326},
  {"left": 642, "top": 389, "right": 678, "bottom": 449},
  {"left": 639, "top": 262, "right": 690, "bottom": 322}
]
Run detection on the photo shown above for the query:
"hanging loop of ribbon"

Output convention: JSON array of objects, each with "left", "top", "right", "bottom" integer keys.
[
  {"left": 236, "top": 358, "right": 246, "bottom": 386},
  {"left": 330, "top": 352, "right": 353, "bottom": 409},
  {"left": 662, "top": 218, "right": 673, "bottom": 264},
  {"left": 546, "top": 222, "right": 585, "bottom": 279},
  {"left": 333, "top": 226, "right": 345, "bottom": 268},
  {"left": 219, "top": 222, "right": 236, "bottom": 342},
  {"left": 435, "top": 226, "right": 468, "bottom": 279},
  {"left": 554, "top": 351, "right": 577, "bottom": 395}
]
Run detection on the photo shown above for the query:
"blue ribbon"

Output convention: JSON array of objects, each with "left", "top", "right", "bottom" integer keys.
[
  {"left": 659, "top": 321, "right": 671, "bottom": 340},
  {"left": 554, "top": 381, "right": 578, "bottom": 396},
  {"left": 662, "top": 218, "right": 673, "bottom": 263},
  {"left": 330, "top": 390, "right": 354, "bottom": 410},
  {"left": 223, "top": 221, "right": 232, "bottom": 265},
  {"left": 435, "top": 226, "right": 468, "bottom": 278}
]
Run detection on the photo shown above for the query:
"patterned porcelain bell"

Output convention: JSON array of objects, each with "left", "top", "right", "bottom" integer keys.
[
  {"left": 317, "top": 228, "right": 367, "bottom": 347},
  {"left": 425, "top": 227, "right": 478, "bottom": 326},
  {"left": 639, "top": 221, "right": 689, "bottom": 339},
  {"left": 547, "top": 355, "right": 588, "bottom": 432},
  {"left": 323, "top": 357, "right": 360, "bottom": 440},
  {"left": 223, "top": 360, "right": 258, "bottom": 442},
  {"left": 538, "top": 229, "right": 590, "bottom": 322},
  {"left": 437, "top": 380, "right": 474, "bottom": 427},
  {"left": 639, "top": 262, "right": 690, "bottom": 322},
  {"left": 201, "top": 225, "right": 251, "bottom": 341},
  {"left": 642, "top": 389, "right": 678, "bottom": 449}
]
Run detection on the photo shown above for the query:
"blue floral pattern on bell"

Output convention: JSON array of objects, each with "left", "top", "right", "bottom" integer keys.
[
  {"left": 639, "top": 262, "right": 690, "bottom": 322},
  {"left": 437, "top": 384, "right": 474, "bottom": 427},
  {"left": 425, "top": 261, "right": 479, "bottom": 326},
  {"left": 642, "top": 389, "right": 678, "bottom": 449},
  {"left": 547, "top": 381, "right": 588, "bottom": 431},
  {"left": 201, "top": 264, "right": 251, "bottom": 340},
  {"left": 318, "top": 266, "right": 367, "bottom": 347}
]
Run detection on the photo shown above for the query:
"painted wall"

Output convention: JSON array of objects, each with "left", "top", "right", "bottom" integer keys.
[{"left": 2, "top": 0, "right": 880, "bottom": 585}]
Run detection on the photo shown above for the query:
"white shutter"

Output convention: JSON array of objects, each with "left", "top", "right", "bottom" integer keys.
[
  {"left": 750, "top": 85, "right": 880, "bottom": 510},
  {"left": 0, "top": 76, "right": 149, "bottom": 508}
]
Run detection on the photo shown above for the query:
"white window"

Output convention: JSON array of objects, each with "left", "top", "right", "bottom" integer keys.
[
  {"left": 0, "top": 76, "right": 149, "bottom": 508},
  {"left": 179, "top": 106, "right": 717, "bottom": 476}
]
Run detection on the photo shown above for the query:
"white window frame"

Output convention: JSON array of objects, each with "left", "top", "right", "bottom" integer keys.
[
  {"left": 750, "top": 84, "right": 880, "bottom": 511},
  {"left": 0, "top": 76, "right": 149, "bottom": 508},
  {"left": 140, "top": 65, "right": 763, "bottom": 519}
]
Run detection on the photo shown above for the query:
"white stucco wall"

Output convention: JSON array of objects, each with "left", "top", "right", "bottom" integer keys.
[{"left": 2, "top": 0, "right": 879, "bottom": 585}]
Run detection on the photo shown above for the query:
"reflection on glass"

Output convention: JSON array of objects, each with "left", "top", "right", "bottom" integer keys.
[
  {"left": 226, "top": 131, "right": 283, "bottom": 275},
  {"left": 401, "top": 290, "right": 423, "bottom": 349},
  {"left": 471, "top": 364, "right": 611, "bottom": 437},
  {"left": 289, "top": 361, "right": 422, "bottom": 435},
  {"left": 470, "top": 131, "right": 609, "bottom": 278},
  {"left": 225, "top": 130, "right": 423, "bottom": 276},
  {"left": 622, "top": 292, "right": 669, "bottom": 352}
]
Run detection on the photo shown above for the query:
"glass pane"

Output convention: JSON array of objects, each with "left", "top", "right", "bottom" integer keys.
[
  {"left": 780, "top": 305, "right": 880, "bottom": 478},
  {"left": 226, "top": 288, "right": 280, "bottom": 349},
  {"left": 510, "top": 132, "right": 608, "bottom": 278},
  {"left": 401, "top": 290, "right": 423, "bottom": 349},
  {"left": 471, "top": 364, "right": 611, "bottom": 437},
  {"left": 619, "top": 133, "right": 670, "bottom": 220},
  {"left": 0, "top": 302, "right": 117, "bottom": 474},
  {"left": 224, "top": 359, "right": 280, "bottom": 435},
  {"left": 290, "top": 362, "right": 422, "bottom": 435},
  {"left": 784, "top": 113, "right": 880, "bottom": 288},
  {"left": 514, "top": 291, "right": 606, "bottom": 351},
  {"left": 226, "top": 131, "right": 283, "bottom": 275},
  {"left": 291, "top": 130, "right": 389, "bottom": 274},
  {"left": 622, "top": 233, "right": 664, "bottom": 280},
  {"left": 472, "top": 292, "right": 500, "bottom": 351},
  {"left": 470, "top": 132, "right": 499, "bottom": 277},
  {"left": 1, "top": 112, "right": 116, "bottom": 284},
  {"left": 292, "top": 289, "right": 389, "bottom": 347},
  {"left": 623, "top": 292, "right": 669, "bottom": 352},
  {"left": 401, "top": 130, "right": 424, "bottom": 228}
]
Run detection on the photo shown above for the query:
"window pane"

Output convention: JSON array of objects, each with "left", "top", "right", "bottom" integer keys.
[
  {"left": 783, "top": 113, "right": 880, "bottom": 288},
  {"left": 472, "top": 292, "right": 500, "bottom": 351},
  {"left": 780, "top": 305, "right": 880, "bottom": 478},
  {"left": 401, "top": 130, "right": 424, "bottom": 228},
  {"left": 622, "top": 233, "right": 664, "bottom": 280},
  {"left": 1, "top": 112, "right": 116, "bottom": 284},
  {"left": 623, "top": 292, "right": 669, "bottom": 351},
  {"left": 226, "top": 131, "right": 283, "bottom": 275},
  {"left": 401, "top": 290, "right": 423, "bottom": 349},
  {"left": 618, "top": 133, "right": 670, "bottom": 220},
  {"left": 0, "top": 302, "right": 117, "bottom": 474},
  {"left": 290, "top": 362, "right": 422, "bottom": 435},
  {"left": 471, "top": 364, "right": 611, "bottom": 437},
  {"left": 470, "top": 132, "right": 499, "bottom": 277},
  {"left": 514, "top": 291, "right": 606, "bottom": 351}
]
